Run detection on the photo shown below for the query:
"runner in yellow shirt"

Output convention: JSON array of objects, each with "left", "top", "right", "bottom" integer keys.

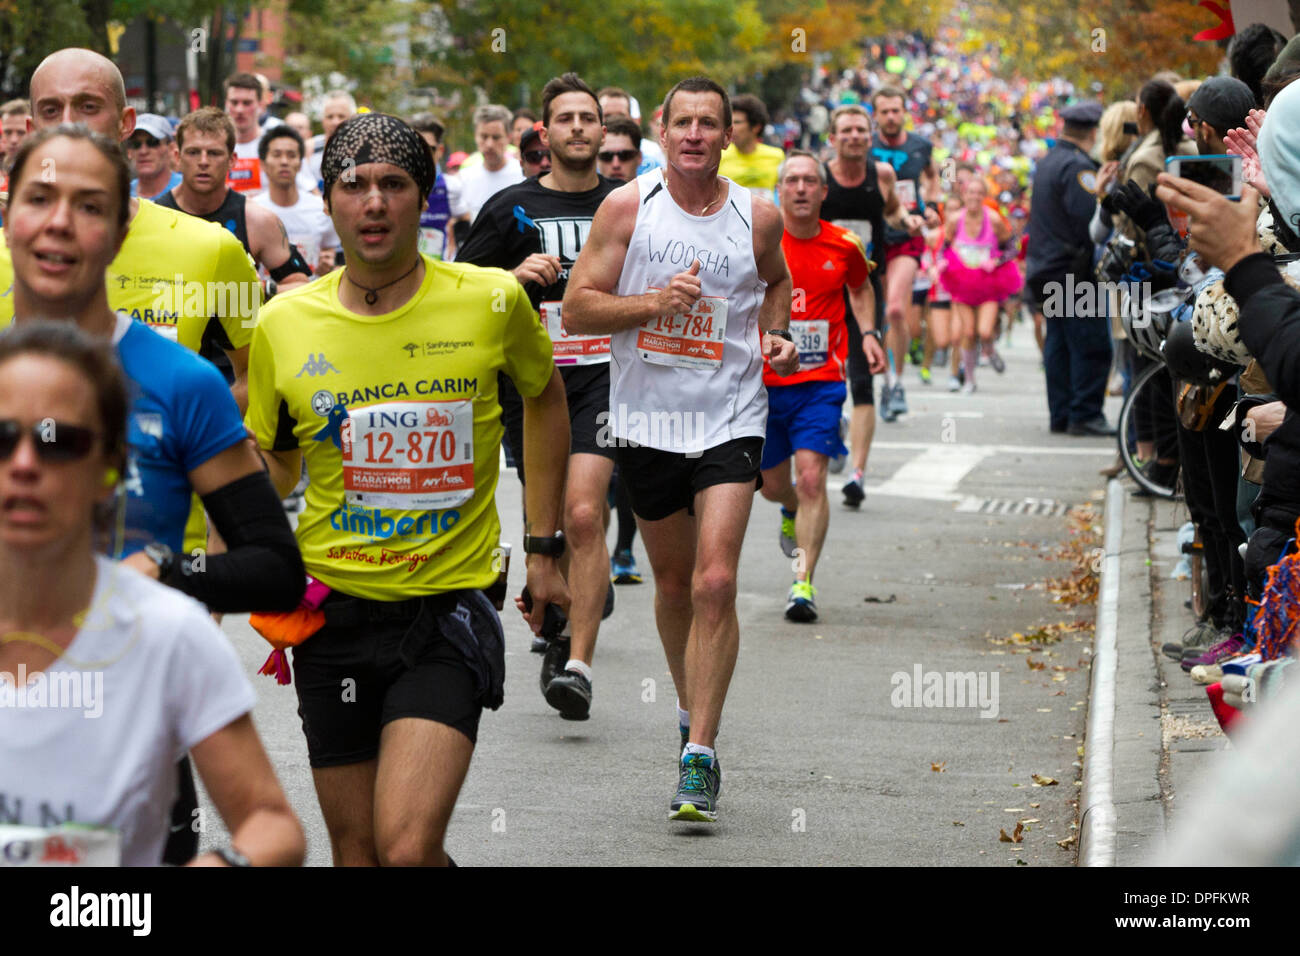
[
  {"left": 247, "top": 113, "right": 570, "bottom": 867},
  {"left": 717, "top": 93, "right": 785, "bottom": 200},
  {"left": 5, "top": 48, "right": 260, "bottom": 408}
]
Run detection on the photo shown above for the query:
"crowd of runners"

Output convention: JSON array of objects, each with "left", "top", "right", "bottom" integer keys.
[{"left": 11, "top": 25, "right": 1297, "bottom": 866}]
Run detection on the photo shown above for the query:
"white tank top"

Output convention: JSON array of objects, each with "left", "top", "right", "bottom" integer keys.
[{"left": 611, "top": 169, "right": 768, "bottom": 454}]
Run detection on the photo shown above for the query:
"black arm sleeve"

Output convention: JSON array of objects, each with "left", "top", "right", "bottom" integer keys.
[
  {"left": 164, "top": 471, "right": 306, "bottom": 613},
  {"left": 1225, "top": 252, "right": 1300, "bottom": 408}
]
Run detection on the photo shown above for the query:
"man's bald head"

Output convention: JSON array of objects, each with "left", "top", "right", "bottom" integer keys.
[{"left": 29, "top": 48, "right": 134, "bottom": 141}]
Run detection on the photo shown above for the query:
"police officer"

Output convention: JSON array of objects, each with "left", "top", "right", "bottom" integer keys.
[{"left": 1025, "top": 101, "right": 1116, "bottom": 436}]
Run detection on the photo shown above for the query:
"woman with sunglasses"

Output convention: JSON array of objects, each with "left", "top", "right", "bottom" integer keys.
[
  {"left": 4, "top": 124, "right": 305, "bottom": 863},
  {"left": 0, "top": 321, "right": 305, "bottom": 866}
]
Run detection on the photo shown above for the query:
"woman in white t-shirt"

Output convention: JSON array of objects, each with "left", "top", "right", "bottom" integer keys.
[{"left": 0, "top": 272, "right": 304, "bottom": 861}]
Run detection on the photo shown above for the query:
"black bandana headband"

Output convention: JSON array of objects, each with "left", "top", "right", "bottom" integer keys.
[{"left": 321, "top": 113, "right": 436, "bottom": 201}]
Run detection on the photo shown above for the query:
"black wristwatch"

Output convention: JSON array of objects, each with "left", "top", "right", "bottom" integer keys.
[
  {"left": 863, "top": 328, "right": 883, "bottom": 343},
  {"left": 523, "top": 531, "right": 566, "bottom": 558},
  {"left": 143, "top": 541, "right": 176, "bottom": 580},
  {"left": 767, "top": 328, "right": 793, "bottom": 342},
  {"left": 213, "top": 845, "right": 251, "bottom": 867}
]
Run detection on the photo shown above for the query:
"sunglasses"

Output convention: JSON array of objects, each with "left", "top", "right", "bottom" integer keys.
[
  {"left": 523, "top": 149, "right": 550, "bottom": 164},
  {"left": 598, "top": 149, "right": 639, "bottom": 163},
  {"left": 127, "top": 136, "right": 162, "bottom": 149},
  {"left": 0, "top": 420, "right": 98, "bottom": 463}
]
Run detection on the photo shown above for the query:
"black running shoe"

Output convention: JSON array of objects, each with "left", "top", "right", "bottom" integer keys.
[
  {"left": 539, "top": 638, "right": 570, "bottom": 694},
  {"left": 842, "top": 477, "right": 865, "bottom": 508},
  {"left": 544, "top": 668, "right": 592, "bottom": 720}
]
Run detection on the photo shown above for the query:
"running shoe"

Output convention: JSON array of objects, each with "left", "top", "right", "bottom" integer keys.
[
  {"left": 544, "top": 668, "right": 592, "bottom": 720},
  {"left": 842, "top": 476, "right": 865, "bottom": 509},
  {"left": 1180, "top": 625, "right": 1236, "bottom": 661},
  {"left": 539, "top": 637, "right": 570, "bottom": 693},
  {"left": 956, "top": 366, "right": 966, "bottom": 386},
  {"left": 879, "top": 383, "right": 898, "bottom": 422},
  {"left": 1163, "top": 619, "right": 1217, "bottom": 661},
  {"left": 988, "top": 349, "right": 1006, "bottom": 374},
  {"left": 611, "top": 549, "right": 642, "bottom": 585},
  {"left": 670, "top": 752, "right": 721, "bottom": 822},
  {"left": 961, "top": 381, "right": 977, "bottom": 395},
  {"left": 779, "top": 508, "right": 797, "bottom": 558},
  {"left": 1181, "top": 634, "right": 1244, "bottom": 673},
  {"left": 889, "top": 383, "right": 908, "bottom": 418},
  {"left": 785, "top": 580, "right": 818, "bottom": 622},
  {"left": 908, "top": 336, "right": 924, "bottom": 366},
  {"left": 947, "top": 374, "right": 961, "bottom": 392},
  {"left": 919, "top": 366, "right": 932, "bottom": 385}
]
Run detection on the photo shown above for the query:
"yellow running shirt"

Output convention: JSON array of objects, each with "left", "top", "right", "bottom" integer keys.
[
  {"left": 246, "top": 256, "right": 555, "bottom": 600},
  {"left": 0, "top": 198, "right": 260, "bottom": 353},
  {"left": 718, "top": 142, "right": 786, "bottom": 194}
]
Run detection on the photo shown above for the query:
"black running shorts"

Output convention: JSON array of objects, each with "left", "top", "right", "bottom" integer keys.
[
  {"left": 615, "top": 436, "right": 764, "bottom": 522},
  {"left": 292, "top": 593, "right": 490, "bottom": 767},
  {"left": 500, "top": 363, "right": 614, "bottom": 484}
]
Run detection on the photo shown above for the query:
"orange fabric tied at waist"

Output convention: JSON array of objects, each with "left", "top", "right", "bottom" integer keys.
[{"left": 250, "top": 576, "right": 331, "bottom": 685}]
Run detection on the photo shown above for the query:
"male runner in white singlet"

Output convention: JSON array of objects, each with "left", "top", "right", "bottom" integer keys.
[{"left": 564, "top": 76, "right": 797, "bottom": 823}]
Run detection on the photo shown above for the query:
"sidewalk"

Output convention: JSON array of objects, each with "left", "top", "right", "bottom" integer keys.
[{"left": 1079, "top": 484, "right": 1231, "bottom": 866}]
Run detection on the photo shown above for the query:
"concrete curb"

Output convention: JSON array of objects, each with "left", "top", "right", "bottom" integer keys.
[{"left": 1079, "top": 479, "right": 1123, "bottom": 866}]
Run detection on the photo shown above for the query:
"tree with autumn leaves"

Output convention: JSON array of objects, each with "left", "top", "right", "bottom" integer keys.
[{"left": 953, "top": 0, "right": 1231, "bottom": 100}]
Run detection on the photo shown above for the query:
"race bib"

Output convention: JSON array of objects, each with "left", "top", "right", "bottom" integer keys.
[
  {"left": 895, "top": 178, "right": 918, "bottom": 211},
  {"left": 418, "top": 226, "right": 447, "bottom": 260},
  {"left": 341, "top": 400, "right": 475, "bottom": 510},
  {"left": 541, "top": 300, "right": 610, "bottom": 366},
  {"left": 790, "top": 318, "right": 829, "bottom": 368},
  {"left": 833, "top": 219, "right": 874, "bottom": 259},
  {"left": 0, "top": 824, "right": 121, "bottom": 866},
  {"left": 227, "top": 157, "right": 262, "bottom": 194},
  {"left": 955, "top": 241, "right": 991, "bottom": 269},
  {"left": 637, "top": 295, "right": 727, "bottom": 370}
]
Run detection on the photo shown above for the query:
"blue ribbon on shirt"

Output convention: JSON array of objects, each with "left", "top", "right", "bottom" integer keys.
[
  {"left": 312, "top": 404, "right": 350, "bottom": 450},
  {"left": 513, "top": 205, "right": 538, "bottom": 234}
]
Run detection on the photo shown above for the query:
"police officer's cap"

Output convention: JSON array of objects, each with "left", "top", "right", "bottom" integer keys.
[{"left": 1060, "top": 101, "right": 1103, "bottom": 127}]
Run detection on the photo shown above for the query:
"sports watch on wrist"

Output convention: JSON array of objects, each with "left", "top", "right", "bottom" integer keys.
[
  {"left": 523, "top": 531, "right": 566, "bottom": 558},
  {"left": 767, "top": 328, "right": 793, "bottom": 342},
  {"left": 864, "top": 328, "right": 884, "bottom": 343},
  {"left": 213, "top": 845, "right": 251, "bottom": 867},
  {"left": 143, "top": 541, "right": 176, "bottom": 580}
]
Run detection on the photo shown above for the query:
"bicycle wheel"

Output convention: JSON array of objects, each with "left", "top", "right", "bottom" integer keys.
[{"left": 1117, "top": 360, "right": 1179, "bottom": 499}]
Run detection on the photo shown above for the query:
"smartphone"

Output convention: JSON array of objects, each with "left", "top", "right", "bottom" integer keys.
[{"left": 1165, "top": 154, "right": 1243, "bottom": 198}]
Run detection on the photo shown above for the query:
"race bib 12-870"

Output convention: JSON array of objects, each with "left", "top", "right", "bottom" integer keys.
[{"left": 341, "top": 399, "right": 475, "bottom": 510}]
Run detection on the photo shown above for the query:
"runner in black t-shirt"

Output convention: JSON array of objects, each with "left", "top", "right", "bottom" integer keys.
[
  {"left": 819, "top": 104, "right": 913, "bottom": 508},
  {"left": 456, "top": 73, "right": 619, "bottom": 723},
  {"left": 869, "top": 86, "right": 940, "bottom": 423}
]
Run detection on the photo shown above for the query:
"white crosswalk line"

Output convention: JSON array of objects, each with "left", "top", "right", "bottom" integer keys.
[{"left": 870, "top": 444, "right": 993, "bottom": 501}]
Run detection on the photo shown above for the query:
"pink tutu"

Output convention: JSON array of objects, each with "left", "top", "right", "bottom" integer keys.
[{"left": 940, "top": 248, "right": 1023, "bottom": 305}]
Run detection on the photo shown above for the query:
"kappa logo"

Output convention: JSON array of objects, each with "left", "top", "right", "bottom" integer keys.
[{"left": 297, "top": 353, "right": 340, "bottom": 377}]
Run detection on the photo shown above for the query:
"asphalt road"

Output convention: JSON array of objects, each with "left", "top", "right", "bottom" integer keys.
[{"left": 198, "top": 327, "right": 1118, "bottom": 866}]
